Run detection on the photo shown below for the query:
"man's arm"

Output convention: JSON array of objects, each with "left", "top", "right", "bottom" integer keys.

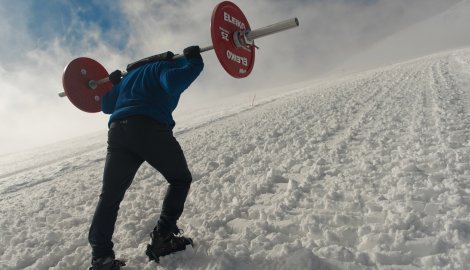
[
  {"left": 159, "top": 46, "right": 204, "bottom": 95},
  {"left": 101, "top": 87, "right": 119, "bottom": 114}
]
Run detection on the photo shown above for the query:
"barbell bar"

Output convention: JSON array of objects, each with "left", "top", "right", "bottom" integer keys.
[{"left": 58, "top": 17, "right": 299, "bottom": 98}]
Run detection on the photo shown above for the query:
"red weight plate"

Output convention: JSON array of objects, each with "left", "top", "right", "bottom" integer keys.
[
  {"left": 62, "top": 57, "right": 112, "bottom": 113},
  {"left": 211, "top": 1, "right": 255, "bottom": 78}
]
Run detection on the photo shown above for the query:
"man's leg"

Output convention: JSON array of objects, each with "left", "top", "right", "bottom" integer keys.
[
  {"left": 136, "top": 128, "right": 192, "bottom": 233},
  {"left": 88, "top": 127, "right": 144, "bottom": 260}
]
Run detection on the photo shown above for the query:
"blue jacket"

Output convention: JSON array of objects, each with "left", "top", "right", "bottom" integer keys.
[{"left": 101, "top": 57, "right": 204, "bottom": 127}]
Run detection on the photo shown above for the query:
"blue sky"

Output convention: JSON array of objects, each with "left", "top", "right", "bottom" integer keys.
[
  {"left": 1, "top": 0, "right": 128, "bottom": 64},
  {"left": 26, "top": 0, "right": 129, "bottom": 50},
  {"left": 0, "top": 0, "right": 464, "bottom": 155}
]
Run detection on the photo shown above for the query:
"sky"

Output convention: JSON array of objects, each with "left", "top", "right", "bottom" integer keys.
[{"left": 0, "top": 0, "right": 466, "bottom": 155}]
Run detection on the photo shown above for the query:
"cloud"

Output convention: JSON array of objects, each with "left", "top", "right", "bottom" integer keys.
[{"left": 0, "top": 0, "right": 466, "bottom": 155}]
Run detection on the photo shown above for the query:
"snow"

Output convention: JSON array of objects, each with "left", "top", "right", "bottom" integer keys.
[
  {"left": 1, "top": 47, "right": 470, "bottom": 270},
  {"left": 338, "top": 0, "right": 470, "bottom": 75}
]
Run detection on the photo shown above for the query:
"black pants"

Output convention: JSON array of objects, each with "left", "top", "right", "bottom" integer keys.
[{"left": 88, "top": 116, "right": 192, "bottom": 260}]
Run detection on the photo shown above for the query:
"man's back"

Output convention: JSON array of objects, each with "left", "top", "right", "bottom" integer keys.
[{"left": 102, "top": 57, "right": 203, "bottom": 127}]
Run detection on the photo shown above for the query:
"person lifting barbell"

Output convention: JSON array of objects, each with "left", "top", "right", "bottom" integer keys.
[
  {"left": 58, "top": 2, "right": 299, "bottom": 269},
  {"left": 88, "top": 46, "right": 203, "bottom": 270}
]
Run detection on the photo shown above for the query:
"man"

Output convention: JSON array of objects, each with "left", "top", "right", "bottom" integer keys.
[{"left": 88, "top": 46, "right": 204, "bottom": 270}]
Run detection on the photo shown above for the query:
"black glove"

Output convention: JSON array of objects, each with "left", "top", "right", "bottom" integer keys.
[
  {"left": 109, "top": 70, "right": 122, "bottom": 85},
  {"left": 183, "top": 46, "right": 202, "bottom": 60}
]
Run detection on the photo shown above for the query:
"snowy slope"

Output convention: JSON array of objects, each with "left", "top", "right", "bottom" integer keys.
[
  {"left": 1, "top": 48, "right": 470, "bottom": 270},
  {"left": 338, "top": 0, "right": 470, "bottom": 73}
]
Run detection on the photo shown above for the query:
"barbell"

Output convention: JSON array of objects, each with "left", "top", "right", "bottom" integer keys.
[{"left": 60, "top": 1, "right": 299, "bottom": 112}]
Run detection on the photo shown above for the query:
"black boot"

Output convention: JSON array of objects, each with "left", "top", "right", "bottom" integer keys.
[
  {"left": 89, "top": 256, "right": 126, "bottom": 270},
  {"left": 145, "top": 228, "right": 193, "bottom": 262}
]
